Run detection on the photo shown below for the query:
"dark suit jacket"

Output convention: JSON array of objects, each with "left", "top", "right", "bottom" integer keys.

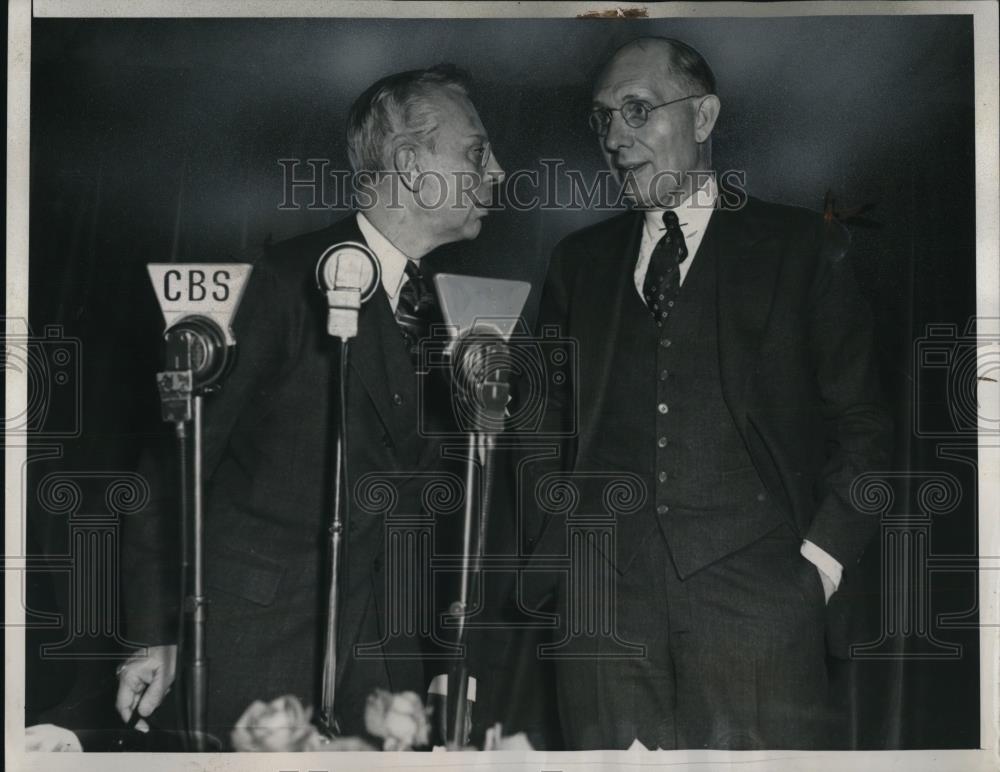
[
  {"left": 526, "top": 197, "right": 892, "bottom": 633},
  {"left": 123, "top": 214, "right": 457, "bottom": 738}
]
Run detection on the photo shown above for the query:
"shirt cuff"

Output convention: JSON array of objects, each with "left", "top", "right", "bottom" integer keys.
[{"left": 800, "top": 540, "right": 843, "bottom": 590}]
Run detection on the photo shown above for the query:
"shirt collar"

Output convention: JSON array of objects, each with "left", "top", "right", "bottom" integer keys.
[
  {"left": 642, "top": 174, "right": 718, "bottom": 241},
  {"left": 355, "top": 211, "right": 412, "bottom": 300}
]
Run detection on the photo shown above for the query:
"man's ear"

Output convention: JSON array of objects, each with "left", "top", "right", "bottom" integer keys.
[
  {"left": 694, "top": 95, "right": 721, "bottom": 143},
  {"left": 392, "top": 142, "right": 420, "bottom": 192}
]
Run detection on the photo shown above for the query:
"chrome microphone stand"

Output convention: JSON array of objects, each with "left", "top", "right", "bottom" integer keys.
[
  {"left": 155, "top": 316, "right": 234, "bottom": 751},
  {"left": 318, "top": 338, "right": 349, "bottom": 736},
  {"left": 315, "top": 243, "right": 380, "bottom": 736},
  {"left": 446, "top": 334, "right": 510, "bottom": 749}
]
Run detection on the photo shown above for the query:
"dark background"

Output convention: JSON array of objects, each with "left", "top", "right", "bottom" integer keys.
[{"left": 23, "top": 15, "right": 980, "bottom": 749}]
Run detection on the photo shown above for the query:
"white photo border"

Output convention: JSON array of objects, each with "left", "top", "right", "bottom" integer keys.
[{"left": 6, "top": 1, "right": 998, "bottom": 771}]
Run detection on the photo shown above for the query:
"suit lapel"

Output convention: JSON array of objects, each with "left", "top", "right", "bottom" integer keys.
[
  {"left": 348, "top": 289, "right": 419, "bottom": 456},
  {"left": 575, "top": 212, "right": 644, "bottom": 462},
  {"left": 334, "top": 215, "right": 420, "bottom": 457},
  {"left": 712, "top": 205, "right": 784, "bottom": 429}
]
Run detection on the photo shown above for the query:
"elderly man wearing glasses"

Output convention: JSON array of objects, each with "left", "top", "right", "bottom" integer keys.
[
  {"left": 116, "top": 64, "right": 505, "bottom": 747},
  {"left": 523, "top": 37, "right": 891, "bottom": 750}
]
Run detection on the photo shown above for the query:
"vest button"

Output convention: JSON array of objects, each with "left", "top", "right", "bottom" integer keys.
[
  {"left": 659, "top": 370, "right": 669, "bottom": 381},
  {"left": 392, "top": 393, "right": 404, "bottom": 406},
  {"left": 660, "top": 338, "right": 672, "bottom": 348},
  {"left": 657, "top": 471, "right": 667, "bottom": 483},
  {"left": 657, "top": 403, "right": 669, "bottom": 414},
  {"left": 657, "top": 436, "right": 668, "bottom": 448},
  {"left": 656, "top": 504, "right": 669, "bottom": 515},
  {"left": 756, "top": 491, "right": 767, "bottom": 502}
]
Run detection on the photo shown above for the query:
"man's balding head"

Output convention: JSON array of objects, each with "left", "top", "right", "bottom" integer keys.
[
  {"left": 601, "top": 37, "right": 716, "bottom": 99},
  {"left": 592, "top": 37, "right": 720, "bottom": 208}
]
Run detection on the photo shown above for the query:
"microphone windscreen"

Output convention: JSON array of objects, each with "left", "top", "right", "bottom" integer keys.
[
  {"left": 433, "top": 274, "right": 531, "bottom": 341},
  {"left": 316, "top": 242, "right": 380, "bottom": 300}
]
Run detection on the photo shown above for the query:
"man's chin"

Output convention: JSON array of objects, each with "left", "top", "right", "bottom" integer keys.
[
  {"left": 618, "top": 175, "right": 656, "bottom": 209},
  {"left": 619, "top": 172, "right": 690, "bottom": 209},
  {"left": 621, "top": 188, "right": 656, "bottom": 210},
  {"left": 461, "top": 217, "right": 485, "bottom": 240}
]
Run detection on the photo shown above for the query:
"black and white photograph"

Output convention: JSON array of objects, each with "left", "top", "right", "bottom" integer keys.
[{"left": 5, "top": 2, "right": 999, "bottom": 770}]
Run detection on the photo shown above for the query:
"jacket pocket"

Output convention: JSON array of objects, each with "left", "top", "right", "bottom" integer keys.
[{"left": 206, "top": 545, "right": 287, "bottom": 607}]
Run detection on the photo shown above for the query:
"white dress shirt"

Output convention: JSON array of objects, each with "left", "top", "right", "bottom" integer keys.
[
  {"left": 633, "top": 175, "right": 718, "bottom": 298},
  {"left": 356, "top": 211, "right": 413, "bottom": 313},
  {"left": 631, "top": 175, "right": 843, "bottom": 600}
]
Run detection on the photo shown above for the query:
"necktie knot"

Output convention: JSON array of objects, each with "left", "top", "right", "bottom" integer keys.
[
  {"left": 399, "top": 260, "right": 434, "bottom": 312},
  {"left": 659, "top": 209, "right": 688, "bottom": 263},
  {"left": 396, "top": 260, "right": 440, "bottom": 366}
]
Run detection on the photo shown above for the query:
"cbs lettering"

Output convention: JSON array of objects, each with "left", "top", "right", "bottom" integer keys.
[{"left": 163, "top": 269, "right": 232, "bottom": 303}]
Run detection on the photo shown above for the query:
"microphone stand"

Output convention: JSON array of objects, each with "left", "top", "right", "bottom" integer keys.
[
  {"left": 156, "top": 320, "right": 232, "bottom": 751},
  {"left": 314, "top": 241, "right": 378, "bottom": 736},
  {"left": 189, "top": 394, "right": 208, "bottom": 749},
  {"left": 319, "top": 339, "right": 349, "bottom": 736},
  {"left": 446, "top": 338, "right": 509, "bottom": 749}
]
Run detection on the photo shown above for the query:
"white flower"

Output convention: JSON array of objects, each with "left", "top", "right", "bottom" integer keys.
[
  {"left": 230, "top": 695, "right": 319, "bottom": 752},
  {"left": 25, "top": 724, "right": 82, "bottom": 752},
  {"left": 364, "top": 689, "right": 430, "bottom": 751}
]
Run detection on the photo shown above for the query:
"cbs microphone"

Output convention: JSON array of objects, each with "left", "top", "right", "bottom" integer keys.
[
  {"left": 147, "top": 264, "right": 253, "bottom": 422},
  {"left": 315, "top": 242, "right": 381, "bottom": 340},
  {"left": 145, "top": 262, "right": 254, "bottom": 751}
]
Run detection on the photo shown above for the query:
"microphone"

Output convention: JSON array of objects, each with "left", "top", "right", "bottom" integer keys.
[
  {"left": 147, "top": 263, "right": 253, "bottom": 422},
  {"left": 429, "top": 274, "right": 531, "bottom": 747},
  {"left": 157, "top": 316, "right": 233, "bottom": 421},
  {"left": 451, "top": 331, "right": 512, "bottom": 425},
  {"left": 145, "top": 262, "right": 255, "bottom": 750},
  {"left": 315, "top": 242, "right": 381, "bottom": 340},
  {"left": 433, "top": 273, "right": 531, "bottom": 432},
  {"left": 314, "top": 241, "right": 379, "bottom": 733}
]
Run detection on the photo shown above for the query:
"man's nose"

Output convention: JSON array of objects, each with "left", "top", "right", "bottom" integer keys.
[
  {"left": 603, "top": 111, "right": 633, "bottom": 153},
  {"left": 485, "top": 152, "right": 505, "bottom": 185}
]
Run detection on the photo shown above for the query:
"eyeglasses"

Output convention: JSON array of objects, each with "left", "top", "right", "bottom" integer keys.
[
  {"left": 588, "top": 95, "right": 702, "bottom": 137},
  {"left": 469, "top": 141, "right": 492, "bottom": 171}
]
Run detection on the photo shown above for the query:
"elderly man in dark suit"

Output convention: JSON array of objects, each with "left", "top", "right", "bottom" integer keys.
[
  {"left": 115, "top": 64, "right": 504, "bottom": 744},
  {"left": 525, "top": 37, "right": 891, "bottom": 750}
]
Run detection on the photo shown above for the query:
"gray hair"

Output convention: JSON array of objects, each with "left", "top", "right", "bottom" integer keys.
[{"left": 346, "top": 64, "right": 472, "bottom": 174}]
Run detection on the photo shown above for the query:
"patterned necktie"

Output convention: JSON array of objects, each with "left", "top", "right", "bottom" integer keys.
[
  {"left": 641, "top": 210, "right": 689, "bottom": 325},
  {"left": 395, "top": 260, "right": 441, "bottom": 367}
]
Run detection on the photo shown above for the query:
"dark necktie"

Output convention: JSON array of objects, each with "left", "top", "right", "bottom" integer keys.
[
  {"left": 641, "top": 210, "right": 689, "bottom": 325},
  {"left": 395, "top": 260, "right": 441, "bottom": 367}
]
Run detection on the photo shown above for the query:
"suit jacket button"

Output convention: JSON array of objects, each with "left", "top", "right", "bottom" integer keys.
[
  {"left": 392, "top": 393, "right": 403, "bottom": 406},
  {"left": 656, "top": 504, "right": 669, "bottom": 515},
  {"left": 756, "top": 491, "right": 767, "bottom": 502}
]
